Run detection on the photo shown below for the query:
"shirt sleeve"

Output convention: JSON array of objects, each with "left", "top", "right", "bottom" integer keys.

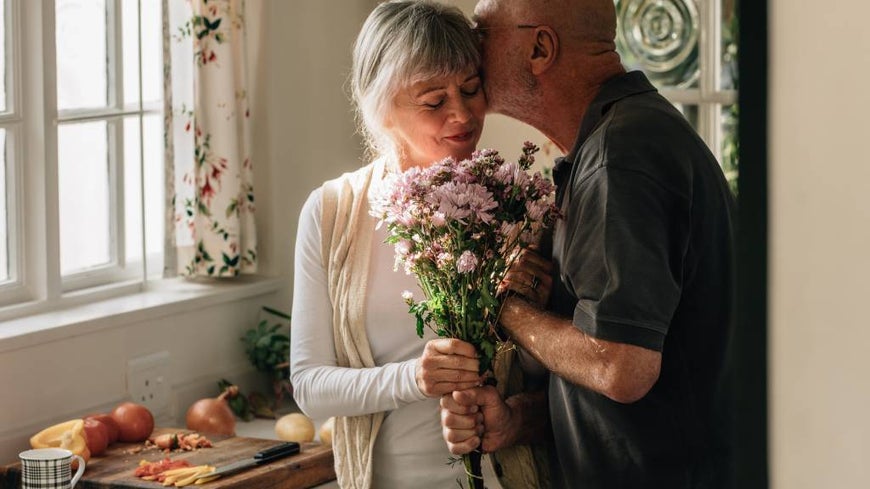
[
  {"left": 561, "top": 166, "right": 691, "bottom": 351},
  {"left": 289, "top": 188, "right": 426, "bottom": 419}
]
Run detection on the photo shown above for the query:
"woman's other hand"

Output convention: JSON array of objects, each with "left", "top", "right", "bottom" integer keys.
[
  {"left": 415, "top": 339, "right": 482, "bottom": 397},
  {"left": 499, "top": 247, "right": 554, "bottom": 308}
]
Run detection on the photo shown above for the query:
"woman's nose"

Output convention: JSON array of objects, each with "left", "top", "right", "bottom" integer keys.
[{"left": 448, "top": 98, "right": 473, "bottom": 123}]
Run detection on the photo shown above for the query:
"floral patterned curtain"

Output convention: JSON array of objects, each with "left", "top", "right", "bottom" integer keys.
[{"left": 163, "top": 0, "right": 257, "bottom": 277}]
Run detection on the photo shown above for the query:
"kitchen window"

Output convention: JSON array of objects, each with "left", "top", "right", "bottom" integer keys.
[{"left": 0, "top": 0, "right": 169, "bottom": 316}]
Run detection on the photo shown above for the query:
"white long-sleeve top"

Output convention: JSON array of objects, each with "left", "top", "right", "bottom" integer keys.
[{"left": 290, "top": 187, "right": 470, "bottom": 488}]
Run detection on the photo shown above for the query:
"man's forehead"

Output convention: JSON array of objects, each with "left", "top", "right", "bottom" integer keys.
[{"left": 473, "top": 0, "right": 505, "bottom": 21}]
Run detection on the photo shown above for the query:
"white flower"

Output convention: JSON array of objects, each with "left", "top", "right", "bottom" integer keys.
[{"left": 457, "top": 251, "right": 478, "bottom": 274}]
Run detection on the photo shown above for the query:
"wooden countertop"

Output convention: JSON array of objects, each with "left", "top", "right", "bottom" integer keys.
[{"left": 0, "top": 428, "right": 335, "bottom": 489}]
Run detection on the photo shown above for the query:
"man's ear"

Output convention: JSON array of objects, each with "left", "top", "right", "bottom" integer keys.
[{"left": 530, "top": 26, "right": 558, "bottom": 76}]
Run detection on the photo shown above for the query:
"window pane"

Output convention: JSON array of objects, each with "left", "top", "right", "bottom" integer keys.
[
  {"left": 56, "top": 0, "right": 108, "bottom": 110},
  {"left": 121, "top": 0, "right": 140, "bottom": 107},
  {"left": 721, "top": 0, "right": 738, "bottom": 90},
  {"left": 0, "top": 129, "right": 8, "bottom": 282},
  {"left": 141, "top": 1, "right": 163, "bottom": 104},
  {"left": 721, "top": 104, "right": 738, "bottom": 194},
  {"left": 123, "top": 1, "right": 164, "bottom": 107},
  {"left": 58, "top": 121, "right": 111, "bottom": 273},
  {"left": 615, "top": 0, "right": 699, "bottom": 89},
  {"left": 0, "top": 0, "right": 7, "bottom": 112},
  {"left": 673, "top": 103, "right": 699, "bottom": 131},
  {"left": 123, "top": 117, "right": 142, "bottom": 265},
  {"left": 122, "top": 114, "right": 165, "bottom": 276},
  {"left": 143, "top": 113, "right": 164, "bottom": 275}
]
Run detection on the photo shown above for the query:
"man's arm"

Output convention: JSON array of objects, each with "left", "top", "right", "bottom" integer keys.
[{"left": 501, "top": 295, "right": 661, "bottom": 403}]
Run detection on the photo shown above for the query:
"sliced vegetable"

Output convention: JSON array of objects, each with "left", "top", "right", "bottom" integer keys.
[
  {"left": 30, "top": 419, "right": 91, "bottom": 463},
  {"left": 147, "top": 432, "right": 213, "bottom": 451}
]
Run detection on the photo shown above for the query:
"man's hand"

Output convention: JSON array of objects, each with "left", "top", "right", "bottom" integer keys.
[
  {"left": 415, "top": 339, "right": 482, "bottom": 398},
  {"left": 499, "top": 247, "right": 554, "bottom": 308},
  {"left": 440, "top": 385, "right": 516, "bottom": 454}
]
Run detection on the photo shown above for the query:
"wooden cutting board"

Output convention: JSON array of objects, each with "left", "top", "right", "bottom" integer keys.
[{"left": 0, "top": 428, "right": 335, "bottom": 489}]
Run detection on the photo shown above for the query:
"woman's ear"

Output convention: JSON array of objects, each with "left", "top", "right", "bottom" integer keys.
[{"left": 530, "top": 26, "right": 558, "bottom": 76}]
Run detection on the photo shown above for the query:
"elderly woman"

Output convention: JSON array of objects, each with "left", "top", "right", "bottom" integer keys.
[{"left": 289, "top": 2, "right": 494, "bottom": 488}]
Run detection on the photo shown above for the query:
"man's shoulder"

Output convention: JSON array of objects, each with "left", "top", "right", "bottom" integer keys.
[
  {"left": 602, "top": 91, "right": 698, "bottom": 147},
  {"left": 587, "top": 93, "right": 715, "bottom": 171}
]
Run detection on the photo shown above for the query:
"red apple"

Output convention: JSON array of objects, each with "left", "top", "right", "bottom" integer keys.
[{"left": 82, "top": 418, "right": 109, "bottom": 456}]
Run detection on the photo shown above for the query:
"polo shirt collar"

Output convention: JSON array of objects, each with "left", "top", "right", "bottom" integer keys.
[{"left": 552, "top": 71, "right": 658, "bottom": 194}]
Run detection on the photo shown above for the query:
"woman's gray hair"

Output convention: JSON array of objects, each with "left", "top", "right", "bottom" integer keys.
[{"left": 351, "top": 0, "right": 480, "bottom": 161}]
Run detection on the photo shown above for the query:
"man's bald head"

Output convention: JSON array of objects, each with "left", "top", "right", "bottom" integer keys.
[
  {"left": 491, "top": 0, "right": 617, "bottom": 44},
  {"left": 473, "top": 0, "right": 625, "bottom": 150}
]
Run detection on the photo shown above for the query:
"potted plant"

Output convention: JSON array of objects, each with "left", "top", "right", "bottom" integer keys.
[{"left": 241, "top": 306, "right": 293, "bottom": 411}]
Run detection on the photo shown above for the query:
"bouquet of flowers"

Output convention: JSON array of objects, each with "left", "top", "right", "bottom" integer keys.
[{"left": 372, "top": 143, "right": 559, "bottom": 489}]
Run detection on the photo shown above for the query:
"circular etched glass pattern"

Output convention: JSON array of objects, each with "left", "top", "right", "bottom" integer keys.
[{"left": 616, "top": 0, "right": 700, "bottom": 88}]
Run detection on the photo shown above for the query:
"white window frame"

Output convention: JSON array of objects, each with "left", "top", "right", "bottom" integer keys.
[
  {"left": 0, "top": 0, "right": 162, "bottom": 318},
  {"left": 655, "top": 0, "right": 738, "bottom": 164}
]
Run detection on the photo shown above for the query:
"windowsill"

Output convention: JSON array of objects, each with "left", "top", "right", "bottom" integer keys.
[{"left": 0, "top": 275, "right": 288, "bottom": 353}]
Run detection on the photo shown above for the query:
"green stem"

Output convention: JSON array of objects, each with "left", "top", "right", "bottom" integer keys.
[{"left": 462, "top": 451, "right": 484, "bottom": 489}]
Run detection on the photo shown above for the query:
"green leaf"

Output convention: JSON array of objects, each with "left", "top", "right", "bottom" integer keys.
[
  {"left": 480, "top": 287, "right": 498, "bottom": 310},
  {"left": 206, "top": 17, "right": 222, "bottom": 31},
  {"left": 223, "top": 253, "right": 240, "bottom": 267},
  {"left": 415, "top": 314, "right": 425, "bottom": 338}
]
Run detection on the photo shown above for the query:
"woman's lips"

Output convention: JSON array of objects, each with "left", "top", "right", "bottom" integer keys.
[{"left": 445, "top": 130, "right": 475, "bottom": 142}]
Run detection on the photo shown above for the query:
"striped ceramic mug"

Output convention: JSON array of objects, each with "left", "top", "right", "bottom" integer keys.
[{"left": 18, "top": 448, "right": 85, "bottom": 489}]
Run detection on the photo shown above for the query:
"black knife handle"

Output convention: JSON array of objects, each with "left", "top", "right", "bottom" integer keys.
[{"left": 254, "top": 441, "right": 300, "bottom": 463}]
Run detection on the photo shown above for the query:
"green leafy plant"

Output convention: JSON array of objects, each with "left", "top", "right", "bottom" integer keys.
[{"left": 241, "top": 306, "right": 293, "bottom": 407}]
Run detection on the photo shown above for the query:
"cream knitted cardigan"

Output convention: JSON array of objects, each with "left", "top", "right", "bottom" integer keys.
[{"left": 319, "top": 160, "right": 384, "bottom": 489}]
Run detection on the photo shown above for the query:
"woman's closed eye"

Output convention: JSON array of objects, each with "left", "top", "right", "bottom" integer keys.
[
  {"left": 420, "top": 97, "right": 445, "bottom": 109},
  {"left": 461, "top": 83, "right": 481, "bottom": 98}
]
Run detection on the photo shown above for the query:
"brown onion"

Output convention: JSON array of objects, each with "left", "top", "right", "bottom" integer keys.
[
  {"left": 275, "top": 413, "right": 314, "bottom": 443},
  {"left": 185, "top": 385, "right": 237, "bottom": 436}
]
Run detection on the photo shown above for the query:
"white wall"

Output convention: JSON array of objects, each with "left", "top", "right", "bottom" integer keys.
[
  {"left": 252, "top": 0, "right": 375, "bottom": 279},
  {"left": 769, "top": 1, "right": 870, "bottom": 487}
]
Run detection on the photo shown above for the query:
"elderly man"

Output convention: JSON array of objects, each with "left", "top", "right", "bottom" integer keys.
[{"left": 440, "top": 0, "right": 736, "bottom": 487}]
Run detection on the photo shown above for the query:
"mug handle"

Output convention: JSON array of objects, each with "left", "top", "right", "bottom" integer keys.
[{"left": 70, "top": 455, "right": 86, "bottom": 488}]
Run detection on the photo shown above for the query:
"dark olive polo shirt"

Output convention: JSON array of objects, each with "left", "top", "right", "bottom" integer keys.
[{"left": 546, "top": 71, "right": 736, "bottom": 489}]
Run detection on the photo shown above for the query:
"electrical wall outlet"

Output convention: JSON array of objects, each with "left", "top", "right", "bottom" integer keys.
[{"left": 127, "top": 351, "right": 171, "bottom": 416}]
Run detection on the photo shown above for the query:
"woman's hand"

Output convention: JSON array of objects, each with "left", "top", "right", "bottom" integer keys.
[
  {"left": 499, "top": 247, "right": 554, "bottom": 309},
  {"left": 415, "top": 339, "right": 482, "bottom": 398}
]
